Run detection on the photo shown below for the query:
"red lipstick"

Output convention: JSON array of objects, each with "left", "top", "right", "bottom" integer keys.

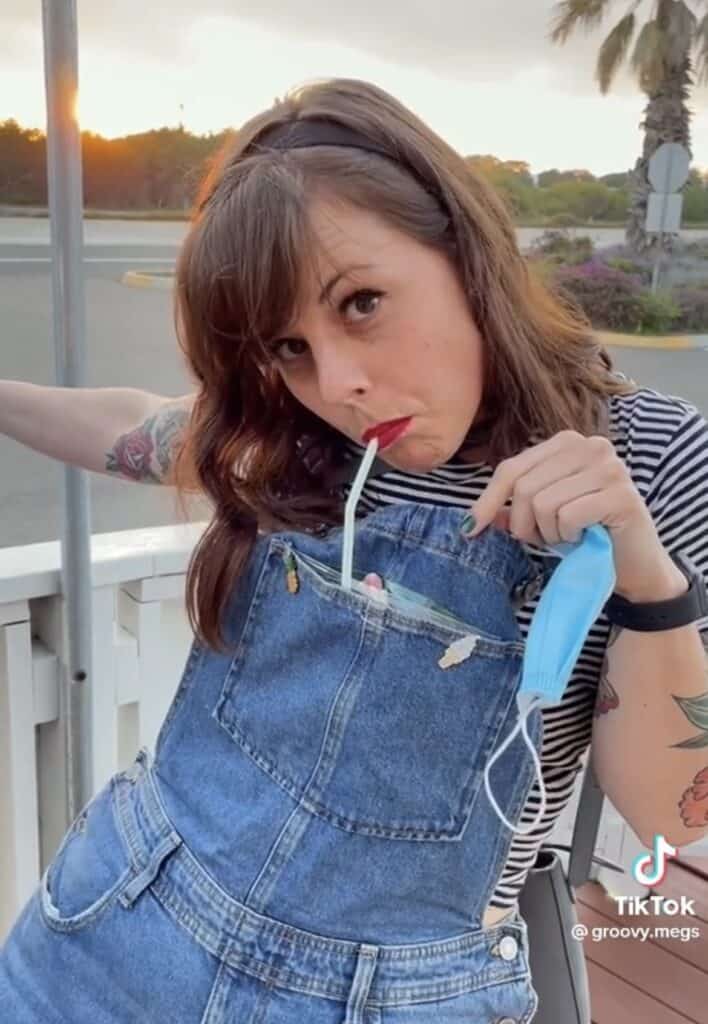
[{"left": 362, "top": 417, "right": 412, "bottom": 450}]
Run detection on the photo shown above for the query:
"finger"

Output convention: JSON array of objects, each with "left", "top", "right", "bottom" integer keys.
[
  {"left": 492, "top": 507, "right": 512, "bottom": 533},
  {"left": 465, "top": 504, "right": 546, "bottom": 547},
  {"left": 528, "top": 470, "right": 605, "bottom": 544},
  {"left": 461, "top": 505, "right": 511, "bottom": 537},
  {"left": 363, "top": 572, "right": 385, "bottom": 590},
  {"left": 470, "top": 433, "right": 586, "bottom": 536},
  {"left": 501, "top": 452, "right": 598, "bottom": 543}
]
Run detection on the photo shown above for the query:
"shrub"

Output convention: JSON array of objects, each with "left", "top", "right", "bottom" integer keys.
[
  {"left": 670, "top": 284, "right": 708, "bottom": 332},
  {"left": 637, "top": 291, "right": 680, "bottom": 334},
  {"left": 547, "top": 212, "right": 580, "bottom": 228},
  {"left": 528, "top": 256, "right": 557, "bottom": 285},
  {"left": 552, "top": 261, "right": 644, "bottom": 331},
  {"left": 528, "top": 229, "right": 594, "bottom": 265},
  {"left": 682, "top": 239, "right": 708, "bottom": 260},
  {"left": 605, "top": 257, "right": 644, "bottom": 276}
]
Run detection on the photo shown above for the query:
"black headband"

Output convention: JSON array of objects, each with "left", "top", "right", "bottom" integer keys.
[
  {"left": 247, "top": 118, "right": 444, "bottom": 205},
  {"left": 252, "top": 119, "right": 395, "bottom": 159}
]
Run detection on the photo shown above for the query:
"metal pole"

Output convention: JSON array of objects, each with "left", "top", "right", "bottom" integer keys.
[
  {"left": 650, "top": 149, "right": 674, "bottom": 295},
  {"left": 650, "top": 201, "right": 666, "bottom": 295},
  {"left": 40, "top": 0, "right": 94, "bottom": 824}
]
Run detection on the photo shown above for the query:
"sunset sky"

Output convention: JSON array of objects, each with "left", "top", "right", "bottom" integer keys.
[{"left": 2, "top": 0, "right": 708, "bottom": 176}]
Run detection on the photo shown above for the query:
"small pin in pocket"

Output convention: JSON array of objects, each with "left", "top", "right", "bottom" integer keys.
[
  {"left": 438, "top": 633, "right": 479, "bottom": 669},
  {"left": 282, "top": 551, "right": 300, "bottom": 594}
]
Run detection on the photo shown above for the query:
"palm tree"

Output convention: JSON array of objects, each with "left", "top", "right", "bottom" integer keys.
[{"left": 550, "top": 0, "right": 708, "bottom": 254}]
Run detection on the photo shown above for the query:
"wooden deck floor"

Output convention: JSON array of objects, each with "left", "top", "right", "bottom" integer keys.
[{"left": 575, "top": 856, "right": 708, "bottom": 1024}]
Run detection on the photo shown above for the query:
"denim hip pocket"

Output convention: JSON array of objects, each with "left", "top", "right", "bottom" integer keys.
[
  {"left": 38, "top": 777, "right": 133, "bottom": 933},
  {"left": 213, "top": 535, "right": 526, "bottom": 842}
]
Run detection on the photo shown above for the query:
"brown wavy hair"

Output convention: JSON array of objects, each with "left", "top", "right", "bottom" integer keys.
[{"left": 170, "top": 77, "right": 636, "bottom": 654}]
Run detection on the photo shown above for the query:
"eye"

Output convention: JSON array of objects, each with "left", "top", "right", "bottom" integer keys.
[
  {"left": 269, "top": 337, "right": 309, "bottom": 363},
  {"left": 340, "top": 289, "right": 383, "bottom": 322}
]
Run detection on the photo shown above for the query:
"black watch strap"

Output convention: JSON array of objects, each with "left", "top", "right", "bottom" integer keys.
[{"left": 603, "top": 550, "right": 708, "bottom": 631}]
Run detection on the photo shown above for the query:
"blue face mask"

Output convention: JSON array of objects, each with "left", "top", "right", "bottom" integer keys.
[{"left": 483, "top": 524, "right": 616, "bottom": 835}]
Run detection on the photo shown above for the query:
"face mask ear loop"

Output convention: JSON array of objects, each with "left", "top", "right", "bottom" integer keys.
[
  {"left": 483, "top": 694, "right": 547, "bottom": 836},
  {"left": 342, "top": 438, "right": 379, "bottom": 591}
]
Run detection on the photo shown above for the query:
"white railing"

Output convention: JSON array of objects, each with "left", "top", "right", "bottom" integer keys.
[
  {"left": 1, "top": 525, "right": 706, "bottom": 943},
  {"left": 0, "top": 522, "right": 203, "bottom": 942}
]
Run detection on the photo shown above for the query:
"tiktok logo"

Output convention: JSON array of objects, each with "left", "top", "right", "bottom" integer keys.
[{"left": 631, "top": 834, "right": 678, "bottom": 886}]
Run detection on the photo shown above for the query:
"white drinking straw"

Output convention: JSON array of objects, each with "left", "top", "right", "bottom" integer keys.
[{"left": 341, "top": 437, "right": 379, "bottom": 590}]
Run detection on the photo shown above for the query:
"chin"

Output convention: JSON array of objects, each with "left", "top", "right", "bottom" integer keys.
[{"left": 380, "top": 438, "right": 450, "bottom": 474}]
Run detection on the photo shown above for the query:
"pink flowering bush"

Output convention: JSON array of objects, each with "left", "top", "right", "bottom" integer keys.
[
  {"left": 531, "top": 236, "right": 708, "bottom": 332},
  {"left": 553, "top": 260, "right": 645, "bottom": 331},
  {"left": 671, "top": 284, "right": 708, "bottom": 332}
]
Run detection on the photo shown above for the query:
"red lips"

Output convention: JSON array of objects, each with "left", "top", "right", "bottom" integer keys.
[{"left": 361, "top": 417, "right": 412, "bottom": 449}]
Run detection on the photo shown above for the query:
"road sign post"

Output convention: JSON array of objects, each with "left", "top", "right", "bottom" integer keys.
[{"left": 645, "top": 143, "right": 690, "bottom": 294}]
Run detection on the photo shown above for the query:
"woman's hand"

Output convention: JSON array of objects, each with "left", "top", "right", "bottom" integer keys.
[{"left": 463, "top": 430, "right": 686, "bottom": 602}]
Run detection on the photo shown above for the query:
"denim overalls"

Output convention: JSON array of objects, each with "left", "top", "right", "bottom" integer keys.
[{"left": 1, "top": 502, "right": 551, "bottom": 1023}]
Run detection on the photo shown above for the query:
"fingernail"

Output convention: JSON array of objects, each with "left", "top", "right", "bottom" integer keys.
[
  {"left": 363, "top": 572, "right": 384, "bottom": 590},
  {"left": 460, "top": 512, "right": 477, "bottom": 536}
]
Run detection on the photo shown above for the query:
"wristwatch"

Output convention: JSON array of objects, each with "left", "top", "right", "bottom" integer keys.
[{"left": 603, "top": 550, "right": 708, "bottom": 631}]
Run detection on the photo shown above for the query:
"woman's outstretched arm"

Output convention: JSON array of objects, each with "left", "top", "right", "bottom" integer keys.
[{"left": 0, "top": 381, "right": 194, "bottom": 485}]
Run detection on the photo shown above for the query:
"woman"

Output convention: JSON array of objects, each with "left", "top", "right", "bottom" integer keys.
[{"left": 1, "top": 77, "right": 707, "bottom": 1024}]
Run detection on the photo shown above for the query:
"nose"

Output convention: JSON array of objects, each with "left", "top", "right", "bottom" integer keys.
[{"left": 313, "top": 339, "right": 371, "bottom": 406}]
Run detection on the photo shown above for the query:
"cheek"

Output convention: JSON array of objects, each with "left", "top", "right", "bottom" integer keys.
[
  {"left": 278, "top": 371, "right": 314, "bottom": 408},
  {"left": 454, "top": 326, "right": 484, "bottom": 382},
  {"left": 280, "top": 373, "right": 344, "bottom": 427},
  {"left": 426, "top": 331, "right": 481, "bottom": 386}
]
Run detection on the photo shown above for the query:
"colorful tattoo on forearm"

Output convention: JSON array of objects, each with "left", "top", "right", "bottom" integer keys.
[
  {"left": 674, "top": 634, "right": 708, "bottom": 828},
  {"left": 594, "top": 623, "right": 622, "bottom": 717},
  {"left": 671, "top": 633, "right": 708, "bottom": 750},
  {"left": 678, "top": 766, "right": 708, "bottom": 828},
  {"left": 105, "top": 407, "right": 189, "bottom": 483}
]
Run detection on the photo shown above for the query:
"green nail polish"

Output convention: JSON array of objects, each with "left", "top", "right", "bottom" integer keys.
[{"left": 461, "top": 513, "right": 476, "bottom": 535}]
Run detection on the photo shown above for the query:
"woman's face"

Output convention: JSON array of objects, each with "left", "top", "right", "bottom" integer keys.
[{"left": 269, "top": 195, "right": 485, "bottom": 473}]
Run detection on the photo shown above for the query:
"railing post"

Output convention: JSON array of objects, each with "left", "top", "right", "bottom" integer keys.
[{"left": 0, "top": 601, "right": 40, "bottom": 939}]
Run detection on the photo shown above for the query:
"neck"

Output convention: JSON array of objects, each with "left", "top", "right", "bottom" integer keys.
[
  {"left": 457, "top": 442, "right": 490, "bottom": 464},
  {"left": 454, "top": 418, "right": 494, "bottom": 464}
]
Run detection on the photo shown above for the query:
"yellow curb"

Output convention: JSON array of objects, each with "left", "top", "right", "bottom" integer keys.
[
  {"left": 121, "top": 271, "right": 174, "bottom": 290},
  {"left": 597, "top": 330, "right": 708, "bottom": 350}
]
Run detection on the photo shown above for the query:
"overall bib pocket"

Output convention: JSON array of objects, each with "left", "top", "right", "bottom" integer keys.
[
  {"left": 38, "top": 777, "right": 134, "bottom": 933},
  {"left": 213, "top": 536, "right": 526, "bottom": 842}
]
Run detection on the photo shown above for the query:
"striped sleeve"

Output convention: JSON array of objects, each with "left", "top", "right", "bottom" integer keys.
[{"left": 643, "top": 405, "right": 708, "bottom": 637}]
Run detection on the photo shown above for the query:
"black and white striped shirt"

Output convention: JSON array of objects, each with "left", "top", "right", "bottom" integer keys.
[{"left": 341, "top": 374, "right": 708, "bottom": 909}]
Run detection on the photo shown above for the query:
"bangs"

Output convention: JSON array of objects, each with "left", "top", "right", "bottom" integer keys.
[{"left": 195, "top": 157, "right": 319, "bottom": 372}]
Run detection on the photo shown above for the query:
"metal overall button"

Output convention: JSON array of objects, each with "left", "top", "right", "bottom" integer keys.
[
  {"left": 490, "top": 934, "right": 519, "bottom": 961},
  {"left": 494, "top": 1018, "right": 518, "bottom": 1024}
]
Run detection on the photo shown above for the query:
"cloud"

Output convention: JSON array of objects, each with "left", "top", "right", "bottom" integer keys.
[
  {"left": 217, "top": 0, "right": 591, "bottom": 80},
  {"left": 0, "top": 0, "right": 629, "bottom": 91},
  {"left": 0, "top": 1, "right": 195, "bottom": 65}
]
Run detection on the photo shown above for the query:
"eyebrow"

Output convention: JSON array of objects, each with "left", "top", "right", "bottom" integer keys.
[{"left": 318, "top": 264, "right": 375, "bottom": 304}]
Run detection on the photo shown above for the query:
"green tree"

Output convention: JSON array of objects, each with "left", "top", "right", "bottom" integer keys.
[
  {"left": 465, "top": 155, "right": 538, "bottom": 216},
  {"left": 599, "top": 171, "right": 631, "bottom": 187},
  {"left": 538, "top": 168, "right": 596, "bottom": 186},
  {"left": 550, "top": 0, "right": 708, "bottom": 253},
  {"left": 0, "top": 119, "right": 46, "bottom": 203},
  {"left": 547, "top": 179, "right": 614, "bottom": 219}
]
